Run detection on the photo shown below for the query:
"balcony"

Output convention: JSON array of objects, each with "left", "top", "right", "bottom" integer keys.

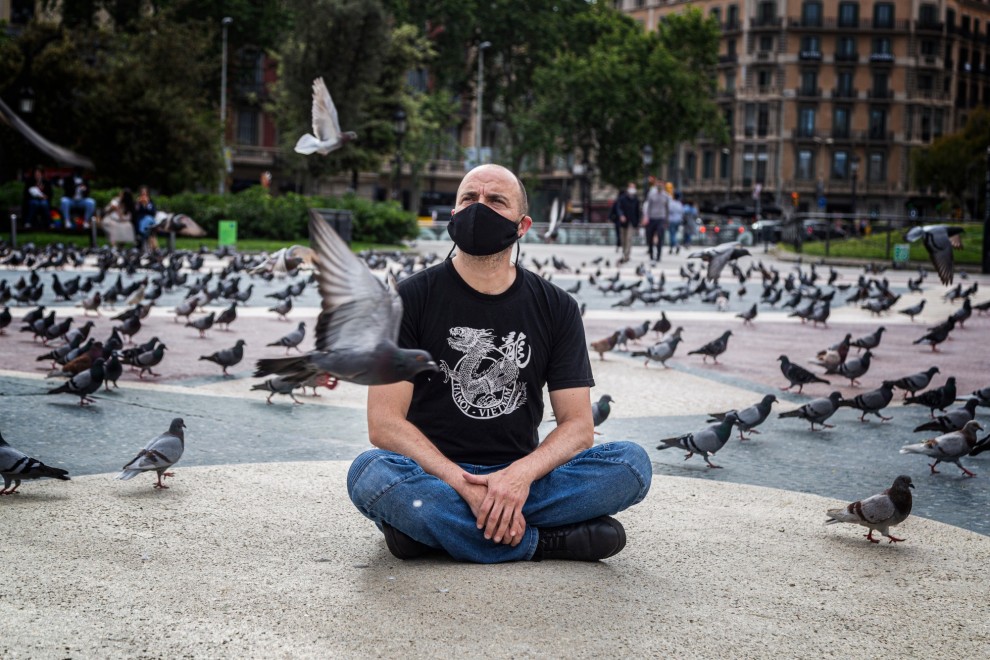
[
  {"left": 796, "top": 87, "right": 822, "bottom": 98},
  {"left": 718, "top": 53, "right": 739, "bottom": 65},
  {"left": 834, "top": 52, "right": 859, "bottom": 62},
  {"left": 800, "top": 50, "right": 823, "bottom": 61},
  {"left": 869, "top": 53, "right": 895, "bottom": 64},
  {"left": 855, "top": 130, "right": 895, "bottom": 143},
  {"left": 918, "top": 55, "right": 940, "bottom": 68},
  {"left": 868, "top": 89, "right": 894, "bottom": 101},
  {"left": 722, "top": 20, "right": 741, "bottom": 32},
  {"left": 751, "top": 16, "right": 783, "bottom": 29},
  {"left": 831, "top": 129, "right": 852, "bottom": 141},
  {"left": 755, "top": 50, "right": 775, "bottom": 61},
  {"left": 870, "top": 19, "right": 910, "bottom": 31},
  {"left": 831, "top": 87, "right": 858, "bottom": 99},
  {"left": 907, "top": 90, "right": 949, "bottom": 101},
  {"left": 915, "top": 20, "right": 944, "bottom": 33}
]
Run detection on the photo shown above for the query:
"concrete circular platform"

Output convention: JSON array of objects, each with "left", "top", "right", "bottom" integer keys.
[{"left": 3, "top": 461, "right": 987, "bottom": 658}]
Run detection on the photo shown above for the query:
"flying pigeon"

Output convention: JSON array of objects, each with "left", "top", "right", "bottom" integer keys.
[
  {"left": 900, "top": 420, "right": 983, "bottom": 477},
  {"left": 904, "top": 377, "right": 956, "bottom": 417},
  {"left": 778, "top": 391, "right": 844, "bottom": 431},
  {"left": 117, "top": 418, "right": 186, "bottom": 489},
  {"left": 778, "top": 355, "right": 830, "bottom": 393},
  {"left": 199, "top": 340, "right": 246, "bottom": 376},
  {"left": 266, "top": 321, "right": 307, "bottom": 355},
  {"left": 656, "top": 413, "right": 739, "bottom": 468},
  {"left": 838, "top": 380, "right": 895, "bottom": 422},
  {"left": 905, "top": 225, "right": 964, "bottom": 285},
  {"left": 707, "top": 394, "right": 777, "bottom": 440},
  {"left": 254, "top": 218, "right": 438, "bottom": 385},
  {"left": 631, "top": 335, "right": 683, "bottom": 368},
  {"left": 46, "top": 358, "right": 106, "bottom": 406},
  {"left": 913, "top": 398, "right": 979, "bottom": 433},
  {"left": 687, "top": 243, "right": 751, "bottom": 282},
  {"left": 688, "top": 330, "right": 733, "bottom": 364},
  {"left": 0, "top": 430, "right": 70, "bottom": 494},
  {"left": 825, "top": 475, "right": 914, "bottom": 544},
  {"left": 891, "top": 366, "right": 940, "bottom": 399},
  {"left": 249, "top": 245, "right": 317, "bottom": 277},
  {"left": 294, "top": 77, "right": 358, "bottom": 155}
]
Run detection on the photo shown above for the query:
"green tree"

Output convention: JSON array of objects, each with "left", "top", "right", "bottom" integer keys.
[{"left": 912, "top": 107, "right": 990, "bottom": 217}]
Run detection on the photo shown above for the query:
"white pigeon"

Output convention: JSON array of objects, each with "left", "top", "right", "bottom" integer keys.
[
  {"left": 826, "top": 475, "right": 914, "bottom": 544},
  {"left": 542, "top": 197, "right": 564, "bottom": 242},
  {"left": 117, "top": 418, "right": 186, "bottom": 489},
  {"left": 294, "top": 77, "right": 357, "bottom": 155}
]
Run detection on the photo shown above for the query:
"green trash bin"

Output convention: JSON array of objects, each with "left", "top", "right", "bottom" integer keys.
[
  {"left": 218, "top": 220, "right": 238, "bottom": 247},
  {"left": 893, "top": 243, "right": 910, "bottom": 264}
]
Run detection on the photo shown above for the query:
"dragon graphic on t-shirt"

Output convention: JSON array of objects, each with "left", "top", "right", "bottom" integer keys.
[{"left": 439, "top": 326, "right": 530, "bottom": 419}]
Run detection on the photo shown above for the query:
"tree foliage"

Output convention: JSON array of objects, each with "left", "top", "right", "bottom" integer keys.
[{"left": 912, "top": 107, "right": 990, "bottom": 215}]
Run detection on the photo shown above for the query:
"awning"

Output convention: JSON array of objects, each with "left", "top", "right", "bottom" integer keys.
[{"left": 0, "top": 96, "right": 95, "bottom": 169}]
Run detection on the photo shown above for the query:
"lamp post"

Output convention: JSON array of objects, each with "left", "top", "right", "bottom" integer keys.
[
  {"left": 983, "top": 145, "right": 990, "bottom": 274},
  {"left": 850, "top": 154, "right": 860, "bottom": 226},
  {"left": 218, "top": 16, "right": 233, "bottom": 195},
  {"left": 18, "top": 86, "right": 34, "bottom": 114},
  {"left": 722, "top": 147, "right": 731, "bottom": 201},
  {"left": 641, "top": 145, "right": 653, "bottom": 199},
  {"left": 475, "top": 41, "right": 491, "bottom": 168},
  {"left": 392, "top": 109, "right": 407, "bottom": 206}
]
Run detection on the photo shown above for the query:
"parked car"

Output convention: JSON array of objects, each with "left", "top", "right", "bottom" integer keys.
[
  {"left": 802, "top": 219, "right": 847, "bottom": 240},
  {"left": 751, "top": 219, "right": 783, "bottom": 242},
  {"left": 697, "top": 215, "right": 754, "bottom": 246}
]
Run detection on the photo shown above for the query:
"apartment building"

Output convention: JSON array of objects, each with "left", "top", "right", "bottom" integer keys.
[{"left": 620, "top": 0, "right": 990, "bottom": 217}]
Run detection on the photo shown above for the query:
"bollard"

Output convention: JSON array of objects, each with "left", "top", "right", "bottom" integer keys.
[
  {"left": 10, "top": 213, "right": 17, "bottom": 249},
  {"left": 884, "top": 217, "right": 892, "bottom": 261},
  {"left": 167, "top": 231, "right": 176, "bottom": 253},
  {"left": 90, "top": 216, "right": 97, "bottom": 248}
]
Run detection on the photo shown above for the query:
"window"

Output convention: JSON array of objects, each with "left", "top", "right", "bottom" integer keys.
[
  {"left": 836, "top": 70, "right": 854, "bottom": 96},
  {"left": 757, "top": 104, "right": 770, "bottom": 136},
  {"left": 757, "top": 69, "right": 773, "bottom": 91},
  {"left": 710, "top": 6, "right": 721, "bottom": 22},
  {"left": 833, "top": 107, "right": 851, "bottom": 138},
  {"left": 921, "top": 40, "right": 937, "bottom": 57},
  {"left": 872, "top": 38, "right": 892, "bottom": 55},
  {"left": 934, "top": 109, "right": 944, "bottom": 137},
  {"left": 919, "top": 4, "right": 938, "bottom": 26},
  {"left": 744, "top": 103, "right": 756, "bottom": 136},
  {"left": 759, "top": 35, "right": 774, "bottom": 52},
  {"left": 801, "top": 70, "right": 818, "bottom": 95},
  {"left": 796, "top": 149, "right": 814, "bottom": 180},
  {"left": 832, "top": 150, "right": 849, "bottom": 179},
  {"left": 962, "top": 15, "right": 970, "bottom": 35},
  {"left": 872, "top": 72, "right": 889, "bottom": 97},
  {"left": 868, "top": 152, "right": 886, "bottom": 182},
  {"left": 836, "top": 36, "right": 857, "bottom": 60},
  {"left": 869, "top": 108, "right": 887, "bottom": 138},
  {"left": 946, "top": 8, "right": 955, "bottom": 30},
  {"left": 756, "top": 147, "right": 769, "bottom": 183},
  {"left": 838, "top": 2, "right": 859, "bottom": 27},
  {"left": 685, "top": 152, "right": 697, "bottom": 183},
  {"left": 918, "top": 73, "right": 934, "bottom": 91},
  {"left": 757, "top": 1, "right": 776, "bottom": 24},
  {"left": 906, "top": 106, "right": 914, "bottom": 140},
  {"left": 743, "top": 152, "right": 755, "bottom": 186},
  {"left": 236, "top": 109, "right": 259, "bottom": 145},
  {"left": 800, "top": 35, "right": 821, "bottom": 59},
  {"left": 720, "top": 149, "right": 730, "bottom": 178},
  {"left": 702, "top": 150, "right": 715, "bottom": 179},
  {"left": 873, "top": 3, "right": 894, "bottom": 28},
  {"left": 801, "top": 1, "right": 823, "bottom": 26},
  {"left": 727, "top": 39, "right": 737, "bottom": 57},
  {"left": 725, "top": 72, "right": 736, "bottom": 92},
  {"left": 798, "top": 106, "right": 816, "bottom": 137},
  {"left": 727, "top": 4, "right": 739, "bottom": 27},
  {"left": 920, "top": 107, "right": 932, "bottom": 141}
]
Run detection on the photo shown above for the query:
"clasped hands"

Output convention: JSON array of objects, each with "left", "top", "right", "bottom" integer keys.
[{"left": 460, "top": 466, "right": 532, "bottom": 547}]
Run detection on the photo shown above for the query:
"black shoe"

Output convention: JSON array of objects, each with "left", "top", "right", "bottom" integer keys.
[
  {"left": 382, "top": 522, "right": 432, "bottom": 560},
  {"left": 534, "top": 516, "right": 626, "bottom": 562}
]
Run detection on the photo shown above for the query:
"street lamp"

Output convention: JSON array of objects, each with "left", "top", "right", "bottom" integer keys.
[
  {"left": 721, "top": 147, "right": 731, "bottom": 201},
  {"left": 18, "top": 86, "right": 34, "bottom": 114},
  {"left": 850, "top": 154, "right": 860, "bottom": 226},
  {"left": 392, "top": 109, "right": 407, "bottom": 205},
  {"left": 641, "top": 145, "right": 653, "bottom": 198},
  {"left": 475, "top": 41, "right": 492, "bottom": 168},
  {"left": 218, "top": 16, "right": 233, "bottom": 195}
]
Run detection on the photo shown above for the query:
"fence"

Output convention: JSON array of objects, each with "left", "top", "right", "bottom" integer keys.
[{"left": 785, "top": 212, "right": 968, "bottom": 260}]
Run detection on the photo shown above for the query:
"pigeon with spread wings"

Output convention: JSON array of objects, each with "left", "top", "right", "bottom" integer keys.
[
  {"left": 255, "top": 217, "right": 438, "bottom": 385},
  {"left": 294, "top": 77, "right": 357, "bottom": 156},
  {"left": 905, "top": 225, "right": 964, "bottom": 285}
]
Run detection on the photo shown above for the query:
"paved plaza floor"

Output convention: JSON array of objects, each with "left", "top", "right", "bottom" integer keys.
[{"left": 1, "top": 238, "right": 989, "bottom": 657}]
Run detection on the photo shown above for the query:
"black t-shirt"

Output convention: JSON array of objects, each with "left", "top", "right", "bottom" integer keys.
[{"left": 398, "top": 259, "right": 594, "bottom": 465}]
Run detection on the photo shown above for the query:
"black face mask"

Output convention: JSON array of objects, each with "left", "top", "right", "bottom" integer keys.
[{"left": 447, "top": 203, "right": 522, "bottom": 256}]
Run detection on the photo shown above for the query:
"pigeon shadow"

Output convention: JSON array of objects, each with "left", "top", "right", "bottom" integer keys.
[
  {"left": 822, "top": 530, "right": 919, "bottom": 554},
  {"left": 0, "top": 490, "right": 72, "bottom": 504},
  {"left": 45, "top": 400, "right": 105, "bottom": 413},
  {"left": 115, "top": 484, "right": 190, "bottom": 499}
]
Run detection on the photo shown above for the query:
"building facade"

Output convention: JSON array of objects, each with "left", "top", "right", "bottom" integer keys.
[{"left": 619, "top": 0, "right": 989, "bottom": 218}]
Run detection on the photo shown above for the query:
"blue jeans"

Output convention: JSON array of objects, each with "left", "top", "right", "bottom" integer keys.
[
  {"left": 347, "top": 441, "right": 652, "bottom": 563},
  {"left": 668, "top": 221, "right": 682, "bottom": 248},
  {"left": 60, "top": 197, "right": 96, "bottom": 227}
]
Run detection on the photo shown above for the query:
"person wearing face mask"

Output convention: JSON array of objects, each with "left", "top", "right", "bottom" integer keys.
[
  {"left": 615, "top": 182, "right": 641, "bottom": 264},
  {"left": 347, "top": 164, "right": 652, "bottom": 564}
]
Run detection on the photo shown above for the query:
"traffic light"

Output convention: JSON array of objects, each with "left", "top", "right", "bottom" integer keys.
[{"left": 791, "top": 191, "right": 800, "bottom": 208}]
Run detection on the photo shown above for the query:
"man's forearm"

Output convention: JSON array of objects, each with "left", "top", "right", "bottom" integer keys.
[
  {"left": 369, "top": 416, "right": 469, "bottom": 493},
  {"left": 508, "top": 417, "right": 593, "bottom": 484}
]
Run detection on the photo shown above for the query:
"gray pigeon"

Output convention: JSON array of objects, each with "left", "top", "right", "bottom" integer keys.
[
  {"left": 216, "top": 302, "right": 238, "bottom": 330},
  {"left": 199, "top": 340, "right": 246, "bottom": 376},
  {"left": 688, "top": 330, "right": 733, "bottom": 364},
  {"left": 631, "top": 336, "right": 683, "bottom": 368},
  {"left": 117, "top": 418, "right": 186, "bottom": 489},
  {"left": 891, "top": 366, "right": 940, "bottom": 399},
  {"left": 913, "top": 398, "right": 979, "bottom": 433},
  {"left": 0, "top": 430, "right": 70, "bottom": 494},
  {"left": 778, "top": 355, "right": 830, "bottom": 393},
  {"left": 251, "top": 376, "right": 305, "bottom": 405},
  {"left": 269, "top": 297, "right": 293, "bottom": 321},
  {"left": 266, "top": 321, "right": 307, "bottom": 355},
  {"left": 249, "top": 245, "right": 316, "bottom": 277},
  {"left": 707, "top": 394, "right": 777, "bottom": 440},
  {"left": 591, "top": 394, "right": 615, "bottom": 428},
  {"left": 825, "top": 475, "right": 914, "bottom": 544},
  {"left": 46, "top": 358, "right": 105, "bottom": 406},
  {"left": 900, "top": 420, "right": 983, "bottom": 477},
  {"left": 898, "top": 299, "right": 926, "bottom": 321},
  {"left": 970, "top": 386, "right": 990, "bottom": 408},
  {"left": 173, "top": 296, "right": 199, "bottom": 323},
  {"left": 824, "top": 349, "right": 873, "bottom": 386},
  {"left": 837, "top": 380, "right": 895, "bottom": 422},
  {"left": 850, "top": 326, "right": 886, "bottom": 352},
  {"left": 294, "top": 77, "right": 357, "bottom": 155},
  {"left": 904, "top": 377, "right": 956, "bottom": 417},
  {"left": 905, "top": 224, "right": 964, "bottom": 285},
  {"left": 656, "top": 414, "right": 739, "bottom": 468},
  {"left": 185, "top": 312, "right": 216, "bottom": 338},
  {"left": 736, "top": 303, "right": 758, "bottom": 325},
  {"left": 254, "top": 218, "right": 438, "bottom": 385},
  {"left": 778, "top": 391, "right": 844, "bottom": 431},
  {"left": 688, "top": 242, "right": 751, "bottom": 282}
]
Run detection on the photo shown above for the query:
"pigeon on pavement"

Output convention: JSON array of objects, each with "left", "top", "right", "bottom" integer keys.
[
  {"left": 850, "top": 326, "right": 886, "bottom": 353},
  {"left": 688, "top": 243, "right": 751, "bottom": 282},
  {"left": 913, "top": 398, "right": 979, "bottom": 433},
  {"left": 838, "top": 380, "right": 895, "bottom": 422},
  {"left": 294, "top": 77, "right": 357, "bottom": 155},
  {"left": 735, "top": 303, "right": 758, "bottom": 326},
  {"left": 905, "top": 224, "right": 964, "bottom": 285},
  {"left": 251, "top": 376, "right": 305, "bottom": 405},
  {"left": 651, "top": 312, "right": 671, "bottom": 337},
  {"left": 688, "top": 330, "right": 732, "bottom": 364},
  {"left": 0, "top": 430, "right": 70, "bottom": 494},
  {"left": 46, "top": 358, "right": 105, "bottom": 406},
  {"left": 199, "top": 340, "right": 246, "bottom": 376},
  {"left": 970, "top": 386, "right": 990, "bottom": 408},
  {"left": 266, "top": 321, "right": 307, "bottom": 355},
  {"left": 216, "top": 302, "right": 238, "bottom": 330},
  {"left": 825, "top": 475, "right": 914, "bottom": 544},
  {"left": 824, "top": 350, "right": 873, "bottom": 387},
  {"left": 117, "top": 418, "right": 186, "bottom": 489},
  {"left": 590, "top": 330, "right": 622, "bottom": 361},
  {"left": 268, "top": 297, "right": 293, "bottom": 321},
  {"left": 891, "top": 366, "right": 940, "bottom": 399},
  {"left": 254, "top": 219, "right": 440, "bottom": 386},
  {"left": 656, "top": 413, "right": 739, "bottom": 468},
  {"left": 132, "top": 343, "right": 168, "bottom": 379},
  {"left": 904, "top": 377, "right": 957, "bottom": 417},
  {"left": 0, "top": 306, "right": 10, "bottom": 334},
  {"left": 778, "top": 355, "right": 830, "bottom": 393},
  {"left": 778, "top": 391, "right": 844, "bottom": 431},
  {"left": 631, "top": 335, "right": 683, "bottom": 368},
  {"left": 912, "top": 320, "right": 953, "bottom": 352},
  {"left": 898, "top": 299, "right": 926, "bottom": 321},
  {"left": 707, "top": 394, "right": 777, "bottom": 440},
  {"left": 185, "top": 312, "right": 216, "bottom": 338},
  {"left": 900, "top": 420, "right": 983, "bottom": 477},
  {"left": 591, "top": 394, "right": 615, "bottom": 428}
]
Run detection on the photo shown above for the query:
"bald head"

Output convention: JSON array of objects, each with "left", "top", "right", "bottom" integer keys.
[{"left": 456, "top": 164, "right": 529, "bottom": 218}]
